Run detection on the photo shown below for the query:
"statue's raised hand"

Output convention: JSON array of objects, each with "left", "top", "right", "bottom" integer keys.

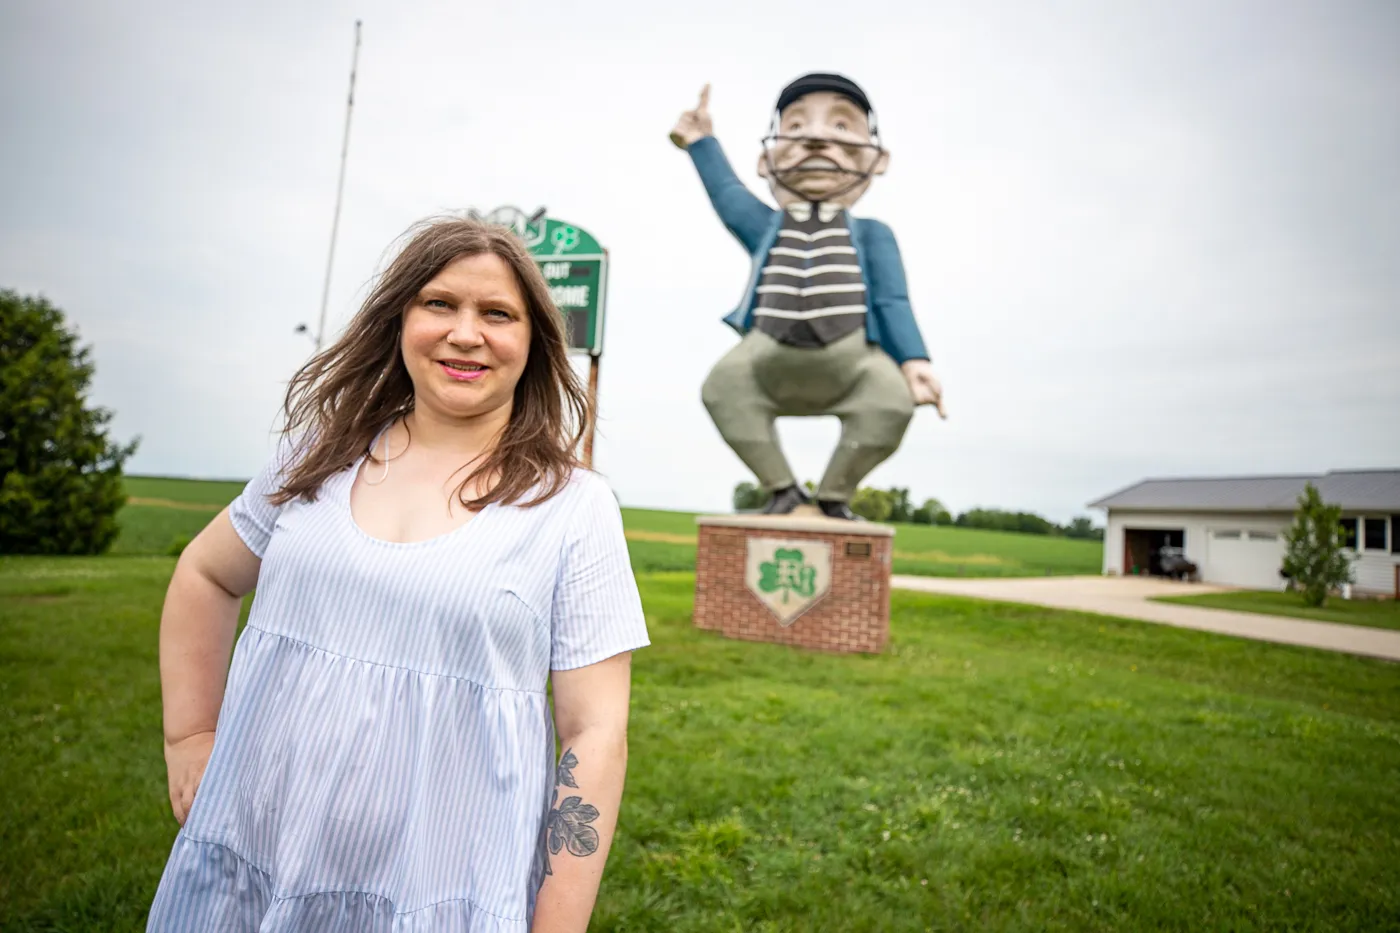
[
  {"left": 669, "top": 84, "right": 713, "bottom": 150},
  {"left": 902, "top": 360, "right": 947, "bottom": 419}
]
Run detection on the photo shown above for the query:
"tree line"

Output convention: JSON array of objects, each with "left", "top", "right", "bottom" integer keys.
[{"left": 732, "top": 482, "right": 1104, "bottom": 540}]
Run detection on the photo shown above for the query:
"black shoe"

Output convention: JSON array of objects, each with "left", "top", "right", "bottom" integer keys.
[
  {"left": 817, "top": 500, "right": 862, "bottom": 521},
  {"left": 762, "top": 485, "right": 810, "bottom": 515}
]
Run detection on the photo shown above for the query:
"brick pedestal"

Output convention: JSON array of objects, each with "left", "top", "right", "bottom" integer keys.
[{"left": 693, "top": 512, "right": 894, "bottom": 654}]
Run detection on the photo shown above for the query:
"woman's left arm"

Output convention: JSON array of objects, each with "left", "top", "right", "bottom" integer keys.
[{"left": 531, "top": 651, "right": 634, "bottom": 933}]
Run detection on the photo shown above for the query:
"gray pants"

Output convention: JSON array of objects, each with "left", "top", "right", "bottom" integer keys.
[{"left": 701, "top": 329, "right": 914, "bottom": 502}]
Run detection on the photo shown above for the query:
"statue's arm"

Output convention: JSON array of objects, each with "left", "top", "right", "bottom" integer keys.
[
  {"left": 686, "top": 136, "right": 776, "bottom": 254},
  {"left": 865, "top": 220, "right": 930, "bottom": 364}
]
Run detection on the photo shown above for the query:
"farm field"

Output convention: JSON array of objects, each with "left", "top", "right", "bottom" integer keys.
[{"left": 117, "top": 478, "right": 1103, "bottom": 578}]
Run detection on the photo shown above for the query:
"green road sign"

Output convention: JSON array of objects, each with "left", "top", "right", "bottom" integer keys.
[
  {"left": 538, "top": 254, "right": 606, "bottom": 354},
  {"left": 478, "top": 207, "right": 608, "bottom": 356}
]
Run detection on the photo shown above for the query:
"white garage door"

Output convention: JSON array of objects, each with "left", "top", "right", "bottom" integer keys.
[{"left": 1205, "top": 530, "right": 1286, "bottom": 590}]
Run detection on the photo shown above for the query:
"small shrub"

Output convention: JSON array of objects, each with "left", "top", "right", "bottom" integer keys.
[{"left": 1281, "top": 483, "right": 1355, "bottom": 607}]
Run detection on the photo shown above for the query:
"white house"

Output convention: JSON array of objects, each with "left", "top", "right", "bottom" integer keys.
[{"left": 1089, "top": 470, "right": 1400, "bottom": 596}]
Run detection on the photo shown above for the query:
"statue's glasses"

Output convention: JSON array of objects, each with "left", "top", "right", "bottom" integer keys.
[{"left": 759, "top": 107, "right": 886, "bottom": 201}]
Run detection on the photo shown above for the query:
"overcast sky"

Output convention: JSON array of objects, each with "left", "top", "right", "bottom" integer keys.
[{"left": 2, "top": 0, "right": 1397, "bottom": 523}]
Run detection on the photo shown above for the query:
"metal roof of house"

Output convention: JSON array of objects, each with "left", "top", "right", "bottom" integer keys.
[{"left": 1089, "top": 469, "right": 1400, "bottom": 513}]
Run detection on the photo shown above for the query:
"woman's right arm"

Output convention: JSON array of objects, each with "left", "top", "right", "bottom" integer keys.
[{"left": 159, "top": 508, "right": 262, "bottom": 825}]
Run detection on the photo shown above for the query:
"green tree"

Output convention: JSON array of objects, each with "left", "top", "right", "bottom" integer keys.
[
  {"left": 1062, "top": 516, "right": 1103, "bottom": 541},
  {"left": 732, "top": 481, "right": 767, "bottom": 511},
  {"left": 956, "top": 508, "right": 1057, "bottom": 536},
  {"left": 850, "top": 487, "right": 894, "bottom": 522},
  {"left": 0, "top": 290, "right": 136, "bottom": 554},
  {"left": 1281, "top": 482, "right": 1355, "bottom": 607},
  {"left": 886, "top": 487, "right": 913, "bottom": 524},
  {"left": 911, "top": 497, "right": 952, "bottom": 526}
]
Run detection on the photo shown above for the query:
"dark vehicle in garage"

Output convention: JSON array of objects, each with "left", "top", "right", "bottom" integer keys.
[{"left": 1158, "top": 545, "right": 1199, "bottom": 581}]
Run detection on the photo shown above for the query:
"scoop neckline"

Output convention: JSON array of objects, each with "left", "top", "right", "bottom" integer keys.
[{"left": 339, "top": 453, "right": 496, "bottom": 549}]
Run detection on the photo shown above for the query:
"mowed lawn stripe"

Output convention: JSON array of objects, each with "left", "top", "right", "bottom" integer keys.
[{"left": 125, "top": 498, "right": 221, "bottom": 512}]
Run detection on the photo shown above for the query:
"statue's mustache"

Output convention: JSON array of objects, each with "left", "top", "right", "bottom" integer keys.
[
  {"left": 766, "top": 139, "right": 882, "bottom": 177},
  {"left": 776, "top": 160, "right": 866, "bottom": 177}
]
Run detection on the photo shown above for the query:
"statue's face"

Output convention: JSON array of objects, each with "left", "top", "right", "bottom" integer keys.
[{"left": 758, "top": 90, "right": 889, "bottom": 207}]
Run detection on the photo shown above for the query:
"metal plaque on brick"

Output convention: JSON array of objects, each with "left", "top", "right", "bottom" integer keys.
[{"left": 745, "top": 537, "right": 832, "bottom": 626}]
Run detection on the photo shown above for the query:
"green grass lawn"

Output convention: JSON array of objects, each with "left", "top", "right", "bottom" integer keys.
[
  {"left": 1157, "top": 590, "right": 1400, "bottom": 633},
  {"left": 3, "top": 555, "right": 1396, "bottom": 931}
]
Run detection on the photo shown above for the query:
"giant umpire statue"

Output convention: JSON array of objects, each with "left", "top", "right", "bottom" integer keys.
[{"left": 671, "top": 73, "right": 945, "bottom": 520}]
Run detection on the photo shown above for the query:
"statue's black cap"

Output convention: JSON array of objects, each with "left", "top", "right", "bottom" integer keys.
[{"left": 775, "top": 72, "right": 873, "bottom": 116}]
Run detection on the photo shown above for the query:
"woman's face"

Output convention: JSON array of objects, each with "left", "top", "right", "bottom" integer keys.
[{"left": 401, "top": 252, "right": 533, "bottom": 423}]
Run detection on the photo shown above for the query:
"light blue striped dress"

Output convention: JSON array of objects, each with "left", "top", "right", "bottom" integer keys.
[{"left": 147, "top": 445, "right": 650, "bottom": 931}]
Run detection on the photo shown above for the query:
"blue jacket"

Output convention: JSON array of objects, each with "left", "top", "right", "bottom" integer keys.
[{"left": 687, "top": 135, "right": 930, "bottom": 364}]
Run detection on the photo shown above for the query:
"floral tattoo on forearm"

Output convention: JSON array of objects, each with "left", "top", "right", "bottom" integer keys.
[{"left": 541, "top": 747, "right": 601, "bottom": 876}]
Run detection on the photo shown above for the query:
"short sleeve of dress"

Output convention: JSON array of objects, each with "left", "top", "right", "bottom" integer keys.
[
  {"left": 549, "top": 473, "right": 651, "bottom": 672},
  {"left": 227, "top": 436, "right": 300, "bottom": 560}
]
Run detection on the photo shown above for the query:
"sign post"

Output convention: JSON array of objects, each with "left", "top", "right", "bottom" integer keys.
[{"left": 472, "top": 206, "right": 609, "bottom": 467}]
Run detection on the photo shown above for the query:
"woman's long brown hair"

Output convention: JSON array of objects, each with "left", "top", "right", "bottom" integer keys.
[{"left": 268, "top": 217, "right": 589, "bottom": 510}]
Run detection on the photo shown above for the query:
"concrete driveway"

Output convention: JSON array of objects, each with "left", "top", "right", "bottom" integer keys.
[{"left": 891, "top": 574, "right": 1400, "bottom": 662}]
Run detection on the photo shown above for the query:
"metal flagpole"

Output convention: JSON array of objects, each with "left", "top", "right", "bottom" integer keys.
[{"left": 314, "top": 20, "right": 362, "bottom": 353}]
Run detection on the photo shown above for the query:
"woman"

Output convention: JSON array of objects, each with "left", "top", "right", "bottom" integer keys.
[{"left": 147, "top": 218, "right": 649, "bottom": 932}]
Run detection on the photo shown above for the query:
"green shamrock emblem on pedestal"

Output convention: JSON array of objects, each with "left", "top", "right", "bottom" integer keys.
[{"left": 758, "top": 548, "right": 817, "bottom": 604}]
